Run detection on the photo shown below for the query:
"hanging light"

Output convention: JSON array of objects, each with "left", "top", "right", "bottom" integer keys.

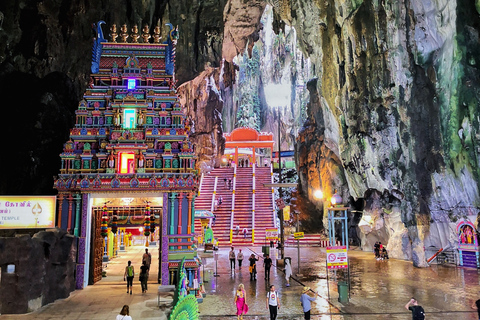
[
  {"left": 144, "top": 203, "right": 151, "bottom": 237},
  {"left": 101, "top": 204, "right": 109, "bottom": 237},
  {"left": 314, "top": 189, "right": 324, "bottom": 200}
]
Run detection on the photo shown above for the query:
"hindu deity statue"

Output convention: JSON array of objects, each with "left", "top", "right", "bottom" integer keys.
[
  {"left": 141, "top": 24, "right": 151, "bottom": 43},
  {"left": 153, "top": 24, "right": 161, "bottom": 43},
  {"left": 110, "top": 24, "right": 118, "bottom": 42},
  {"left": 131, "top": 25, "right": 140, "bottom": 43},
  {"left": 120, "top": 24, "right": 129, "bottom": 43}
]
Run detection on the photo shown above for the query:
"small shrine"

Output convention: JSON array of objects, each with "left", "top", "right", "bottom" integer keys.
[
  {"left": 53, "top": 21, "right": 200, "bottom": 290},
  {"left": 456, "top": 220, "right": 479, "bottom": 268}
]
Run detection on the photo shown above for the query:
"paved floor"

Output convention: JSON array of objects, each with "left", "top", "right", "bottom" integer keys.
[{"left": 1, "top": 244, "right": 479, "bottom": 319}]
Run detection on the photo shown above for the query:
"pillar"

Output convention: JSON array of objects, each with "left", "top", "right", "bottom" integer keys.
[
  {"left": 234, "top": 146, "right": 238, "bottom": 167},
  {"left": 74, "top": 193, "right": 81, "bottom": 237},
  {"left": 177, "top": 193, "right": 184, "bottom": 249},
  {"left": 187, "top": 193, "right": 193, "bottom": 234},
  {"left": 252, "top": 146, "right": 256, "bottom": 167},
  {"left": 67, "top": 194, "right": 74, "bottom": 233},
  {"left": 169, "top": 193, "right": 177, "bottom": 236},
  {"left": 57, "top": 194, "right": 64, "bottom": 228}
]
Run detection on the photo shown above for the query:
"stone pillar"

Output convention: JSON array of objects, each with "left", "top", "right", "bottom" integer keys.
[
  {"left": 74, "top": 193, "right": 81, "bottom": 237},
  {"left": 67, "top": 194, "right": 74, "bottom": 233},
  {"left": 57, "top": 194, "right": 64, "bottom": 229}
]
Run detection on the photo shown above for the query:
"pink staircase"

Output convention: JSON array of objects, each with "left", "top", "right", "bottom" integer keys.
[
  {"left": 253, "top": 166, "right": 276, "bottom": 244},
  {"left": 194, "top": 166, "right": 276, "bottom": 247},
  {"left": 194, "top": 168, "right": 234, "bottom": 246},
  {"left": 285, "top": 234, "right": 338, "bottom": 247},
  {"left": 231, "top": 167, "right": 253, "bottom": 245}
]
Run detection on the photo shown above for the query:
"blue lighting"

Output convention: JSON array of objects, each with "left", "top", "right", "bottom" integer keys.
[{"left": 127, "top": 79, "right": 136, "bottom": 90}]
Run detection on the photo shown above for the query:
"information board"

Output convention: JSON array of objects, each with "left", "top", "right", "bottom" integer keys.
[
  {"left": 326, "top": 246, "right": 348, "bottom": 269},
  {"left": 0, "top": 196, "right": 56, "bottom": 229},
  {"left": 265, "top": 228, "right": 279, "bottom": 240}
]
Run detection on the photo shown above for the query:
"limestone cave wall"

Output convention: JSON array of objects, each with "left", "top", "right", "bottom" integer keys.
[
  {"left": 2, "top": 0, "right": 480, "bottom": 266},
  {"left": 0, "top": 229, "right": 77, "bottom": 314}
]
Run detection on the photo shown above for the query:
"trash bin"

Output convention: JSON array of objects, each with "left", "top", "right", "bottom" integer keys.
[
  {"left": 337, "top": 281, "right": 349, "bottom": 303},
  {"left": 262, "top": 245, "right": 270, "bottom": 256}
]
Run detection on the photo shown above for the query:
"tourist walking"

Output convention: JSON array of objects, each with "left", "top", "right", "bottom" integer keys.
[
  {"left": 285, "top": 258, "right": 292, "bottom": 287},
  {"left": 237, "top": 249, "right": 244, "bottom": 269},
  {"left": 405, "top": 298, "right": 425, "bottom": 320},
  {"left": 142, "top": 248, "right": 152, "bottom": 271},
  {"left": 123, "top": 261, "right": 134, "bottom": 295},
  {"left": 224, "top": 177, "right": 227, "bottom": 187},
  {"left": 264, "top": 254, "right": 272, "bottom": 280},
  {"left": 472, "top": 296, "right": 480, "bottom": 320},
  {"left": 229, "top": 247, "right": 236, "bottom": 270},
  {"left": 300, "top": 286, "right": 317, "bottom": 320},
  {"left": 139, "top": 261, "right": 148, "bottom": 293},
  {"left": 234, "top": 283, "right": 249, "bottom": 320},
  {"left": 116, "top": 305, "right": 133, "bottom": 320},
  {"left": 266, "top": 285, "right": 280, "bottom": 320},
  {"left": 243, "top": 227, "right": 248, "bottom": 239},
  {"left": 249, "top": 254, "right": 258, "bottom": 280}
]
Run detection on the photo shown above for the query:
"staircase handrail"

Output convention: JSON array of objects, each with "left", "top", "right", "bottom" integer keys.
[
  {"left": 270, "top": 164, "right": 276, "bottom": 229},
  {"left": 251, "top": 165, "right": 255, "bottom": 243},
  {"left": 198, "top": 172, "right": 204, "bottom": 195},
  {"left": 210, "top": 177, "right": 218, "bottom": 227},
  {"left": 229, "top": 165, "right": 237, "bottom": 244}
]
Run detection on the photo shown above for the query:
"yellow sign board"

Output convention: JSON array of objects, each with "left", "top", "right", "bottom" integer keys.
[
  {"left": 293, "top": 232, "right": 304, "bottom": 239},
  {"left": 283, "top": 205, "right": 290, "bottom": 221},
  {"left": 0, "top": 196, "right": 56, "bottom": 229}
]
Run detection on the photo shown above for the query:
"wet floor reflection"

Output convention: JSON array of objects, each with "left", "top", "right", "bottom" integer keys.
[{"left": 199, "top": 247, "right": 480, "bottom": 319}]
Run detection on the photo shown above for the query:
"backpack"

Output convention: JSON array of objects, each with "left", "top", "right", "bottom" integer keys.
[
  {"left": 127, "top": 266, "right": 133, "bottom": 277},
  {"left": 412, "top": 306, "right": 425, "bottom": 320}
]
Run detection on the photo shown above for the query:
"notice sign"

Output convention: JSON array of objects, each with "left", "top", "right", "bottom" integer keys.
[
  {"left": 265, "top": 228, "right": 279, "bottom": 240},
  {"left": 293, "top": 232, "right": 304, "bottom": 239},
  {"left": 0, "top": 196, "right": 56, "bottom": 229},
  {"left": 326, "top": 246, "right": 348, "bottom": 269}
]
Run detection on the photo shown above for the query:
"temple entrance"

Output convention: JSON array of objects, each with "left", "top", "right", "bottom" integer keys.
[{"left": 87, "top": 193, "right": 164, "bottom": 285}]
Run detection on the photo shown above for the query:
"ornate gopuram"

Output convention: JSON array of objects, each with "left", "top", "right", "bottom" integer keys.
[{"left": 53, "top": 21, "right": 200, "bottom": 290}]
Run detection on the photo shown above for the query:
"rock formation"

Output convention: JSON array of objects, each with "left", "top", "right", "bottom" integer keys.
[
  {"left": 0, "top": 229, "right": 76, "bottom": 314},
  {"left": 1, "top": 0, "right": 480, "bottom": 266}
]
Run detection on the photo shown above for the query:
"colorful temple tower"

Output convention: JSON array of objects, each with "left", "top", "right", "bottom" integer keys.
[{"left": 54, "top": 21, "right": 200, "bottom": 289}]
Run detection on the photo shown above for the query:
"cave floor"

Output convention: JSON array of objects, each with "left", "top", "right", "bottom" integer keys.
[{"left": 1, "top": 245, "right": 479, "bottom": 320}]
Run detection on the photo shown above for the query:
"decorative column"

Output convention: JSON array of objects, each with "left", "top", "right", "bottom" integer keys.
[
  {"left": 161, "top": 193, "right": 169, "bottom": 285},
  {"left": 67, "top": 194, "right": 74, "bottom": 233},
  {"left": 76, "top": 193, "right": 89, "bottom": 289},
  {"left": 177, "top": 193, "right": 184, "bottom": 249},
  {"left": 169, "top": 193, "right": 177, "bottom": 237},
  {"left": 57, "top": 194, "right": 64, "bottom": 228},
  {"left": 73, "top": 193, "right": 81, "bottom": 237},
  {"left": 187, "top": 193, "right": 193, "bottom": 234}
]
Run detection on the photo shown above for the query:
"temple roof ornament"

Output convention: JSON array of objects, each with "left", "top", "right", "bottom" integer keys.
[{"left": 55, "top": 21, "right": 197, "bottom": 193}]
